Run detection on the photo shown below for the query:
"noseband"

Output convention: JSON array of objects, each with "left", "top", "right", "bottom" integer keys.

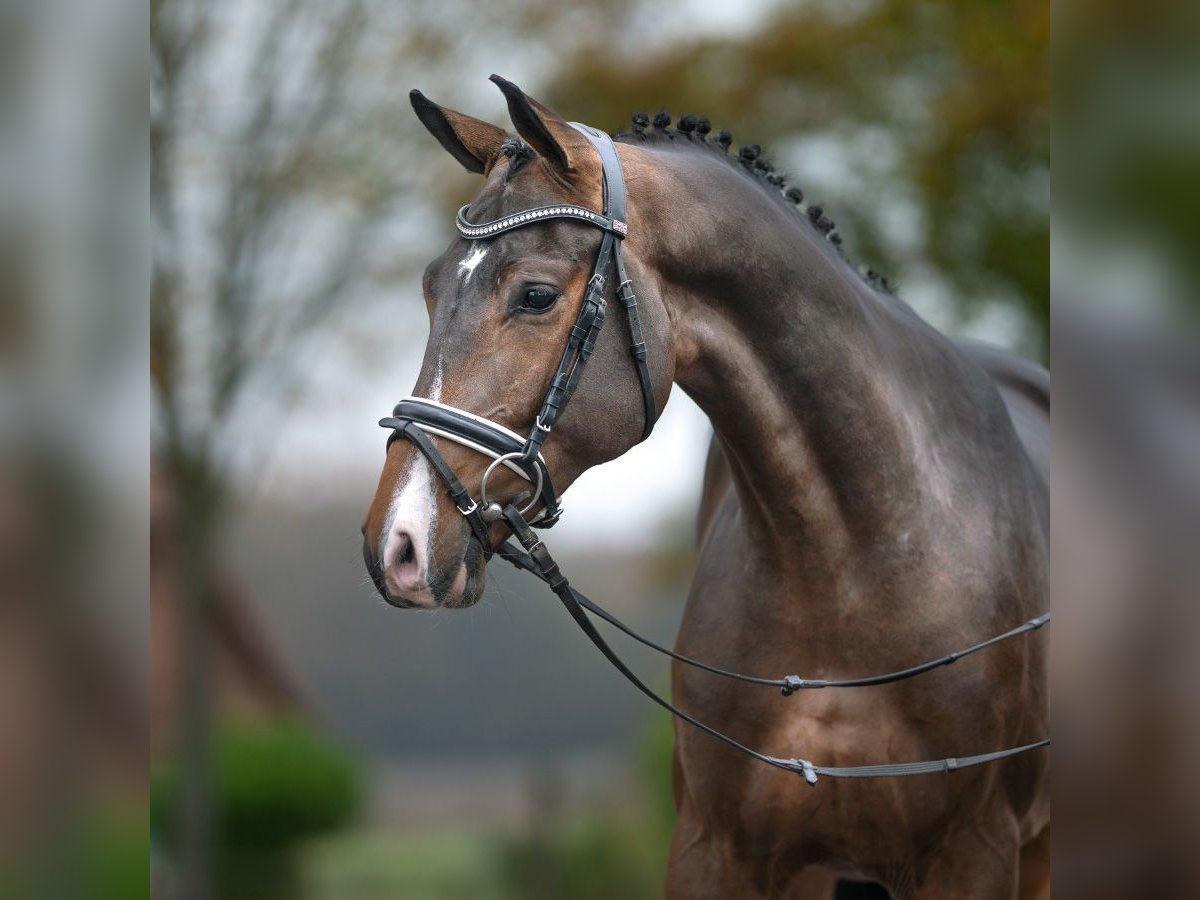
[{"left": 378, "top": 124, "right": 1050, "bottom": 785}]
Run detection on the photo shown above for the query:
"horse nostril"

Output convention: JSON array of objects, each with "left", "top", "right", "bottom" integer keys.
[
  {"left": 382, "top": 526, "right": 436, "bottom": 606},
  {"left": 397, "top": 533, "right": 416, "bottom": 566}
]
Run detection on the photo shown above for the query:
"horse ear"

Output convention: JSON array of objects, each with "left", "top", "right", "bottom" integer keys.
[
  {"left": 409, "top": 90, "right": 507, "bottom": 174},
  {"left": 489, "top": 74, "right": 590, "bottom": 173}
]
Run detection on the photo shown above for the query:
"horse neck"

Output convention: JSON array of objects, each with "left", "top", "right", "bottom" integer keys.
[{"left": 632, "top": 150, "right": 1012, "bottom": 584}]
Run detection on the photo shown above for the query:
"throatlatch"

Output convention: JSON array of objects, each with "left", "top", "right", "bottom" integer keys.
[{"left": 380, "top": 123, "right": 1050, "bottom": 785}]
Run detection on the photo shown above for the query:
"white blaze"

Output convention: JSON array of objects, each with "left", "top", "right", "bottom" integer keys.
[
  {"left": 381, "top": 454, "right": 437, "bottom": 563},
  {"left": 380, "top": 358, "right": 444, "bottom": 575},
  {"left": 457, "top": 245, "right": 488, "bottom": 283}
]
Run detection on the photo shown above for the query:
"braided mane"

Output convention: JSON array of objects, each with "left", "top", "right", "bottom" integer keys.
[{"left": 615, "top": 112, "right": 895, "bottom": 296}]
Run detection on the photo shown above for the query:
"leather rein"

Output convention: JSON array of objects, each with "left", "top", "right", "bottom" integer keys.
[{"left": 379, "top": 123, "right": 1050, "bottom": 785}]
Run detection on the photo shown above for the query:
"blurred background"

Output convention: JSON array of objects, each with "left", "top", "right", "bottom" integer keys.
[
  {"left": 3, "top": 0, "right": 1199, "bottom": 897},
  {"left": 147, "top": 2, "right": 1051, "bottom": 897}
]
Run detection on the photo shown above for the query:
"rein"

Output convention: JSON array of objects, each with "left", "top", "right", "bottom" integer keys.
[{"left": 379, "top": 123, "right": 1050, "bottom": 785}]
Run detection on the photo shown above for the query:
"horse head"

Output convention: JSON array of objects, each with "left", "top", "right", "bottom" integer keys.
[{"left": 362, "top": 76, "right": 671, "bottom": 608}]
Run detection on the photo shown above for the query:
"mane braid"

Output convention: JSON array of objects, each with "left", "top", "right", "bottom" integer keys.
[{"left": 615, "top": 112, "right": 896, "bottom": 296}]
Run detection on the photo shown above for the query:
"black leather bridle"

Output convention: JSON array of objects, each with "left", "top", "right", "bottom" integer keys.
[
  {"left": 379, "top": 124, "right": 1050, "bottom": 784},
  {"left": 382, "top": 123, "right": 653, "bottom": 535}
]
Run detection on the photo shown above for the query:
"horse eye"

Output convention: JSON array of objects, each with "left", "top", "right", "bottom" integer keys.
[{"left": 520, "top": 286, "right": 560, "bottom": 312}]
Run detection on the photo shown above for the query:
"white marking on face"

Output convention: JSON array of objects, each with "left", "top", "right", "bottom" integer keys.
[
  {"left": 457, "top": 245, "right": 488, "bottom": 284},
  {"left": 381, "top": 356, "right": 445, "bottom": 597},
  {"left": 381, "top": 453, "right": 438, "bottom": 587}
]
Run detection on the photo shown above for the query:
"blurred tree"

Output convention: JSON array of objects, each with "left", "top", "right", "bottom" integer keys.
[
  {"left": 543, "top": 0, "right": 1050, "bottom": 356},
  {"left": 150, "top": 2, "right": 638, "bottom": 896},
  {"left": 1056, "top": 0, "right": 1200, "bottom": 326},
  {"left": 152, "top": 1, "right": 1049, "bottom": 894},
  {"left": 151, "top": 0, "right": 641, "bottom": 513},
  {"left": 152, "top": 2, "right": 399, "bottom": 892}
]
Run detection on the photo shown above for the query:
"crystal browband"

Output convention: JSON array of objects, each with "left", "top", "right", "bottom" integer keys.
[{"left": 456, "top": 203, "right": 628, "bottom": 240}]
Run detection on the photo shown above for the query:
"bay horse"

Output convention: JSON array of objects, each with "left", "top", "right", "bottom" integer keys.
[{"left": 362, "top": 76, "right": 1049, "bottom": 899}]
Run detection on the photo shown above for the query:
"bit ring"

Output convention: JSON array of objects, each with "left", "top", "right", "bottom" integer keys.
[{"left": 479, "top": 452, "right": 543, "bottom": 518}]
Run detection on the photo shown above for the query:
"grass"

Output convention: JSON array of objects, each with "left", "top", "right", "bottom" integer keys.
[
  {"left": 298, "top": 806, "right": 671, "bottom": 900},
  {"left": 299, "top": 827, "right": 510, "bottom": 900}
]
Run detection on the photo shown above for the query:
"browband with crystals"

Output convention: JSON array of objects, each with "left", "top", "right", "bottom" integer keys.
[
  {"left": 448, "top": 121, "right": 654, "bottom": 463},
  {"left": 455, "top": 203, "right": 628, "bottom": 240}
]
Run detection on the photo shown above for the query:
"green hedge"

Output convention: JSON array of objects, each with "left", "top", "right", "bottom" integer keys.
[{"left": 151, "top": 717, "right": 360, "bottom": 853}]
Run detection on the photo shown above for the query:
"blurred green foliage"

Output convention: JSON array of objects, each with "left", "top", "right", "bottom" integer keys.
[
  {"left": 497, "top": 813, "right": 667, "bottom": 900},
  {"left": 0, "top": 802, "right": 148, "bottom": 900},
  {"left": 301, "top": 711, "right": 678, "bottom": 900},
  {"left": 304, "top": 816, "right": 672, "bottom": 900},
  {"left": 152, "top": 718, "right": 360, "bottom": 852},
  {"left": 152, "top": 718, "right": 360, "bottom": 898},
  {"left": 84, "top": 808, "right": 151, "bottom": 900},
  {"left": 1055, "top": 0, "right": 1200, "bottom": 324},
  {"left": 544, "top": 0, "right": 1049, "bottom": 355},
  {"left": 637, "top": 701, "right": 677, "bottom": 840},
  {"left": 302, "top": 827, "right": 506, "bottom": 900}
]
